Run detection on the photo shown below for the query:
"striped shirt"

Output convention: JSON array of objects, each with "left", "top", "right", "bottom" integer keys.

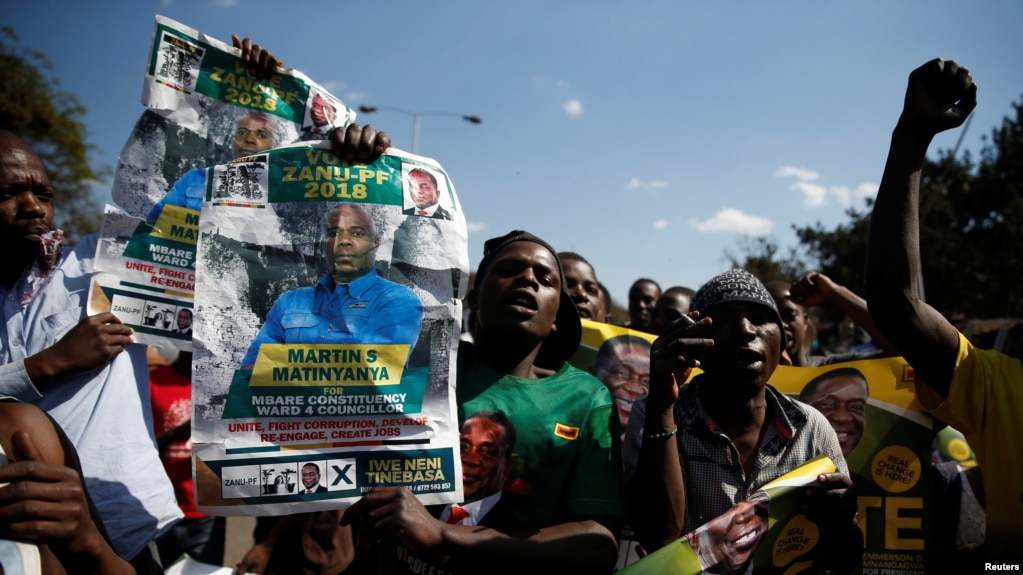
[{"left": 628, "top": 377, "right": 848, "bottom": 533}]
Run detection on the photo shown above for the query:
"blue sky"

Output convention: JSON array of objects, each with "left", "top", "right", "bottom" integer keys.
[{"left": 5, "top": 1, "right": 1022, "bottom": 306}]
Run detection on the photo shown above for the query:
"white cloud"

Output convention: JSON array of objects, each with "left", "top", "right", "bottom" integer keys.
[
  {"left": 690, "top": 209, "right": 774, "bottom": 236},
  {"left": 855, "top": 182, "right": 879, "bottom": 202},
  {"left": 344, "top": 91, "right": 368, "bottom": 104},
  {"left": 531, "top": 77, "right": 571, "bottom": 90},
  {"left": 828, "top": 182, "right": 881, "bottom": 207},
  {"left": 562, "top": 99, "right": 583, "bottom": 118},
  {"left": 791, "top": 180, "right": 878, "bottom": 208},
  {"left": 320, "top": 81, "right": 348, "bottom": 94},
  {"left": 774, "top": 166, "right": 819, "bottom": 181},
  {"left": 625, "top": 177, "right": 669, "bottom": 190},
  {"left": 466, "top": 222, "right": 488, "bottom": 233},
  {"left": 160, "top": 0, "right": 173, "bottom": 6},
  {"left": 829, "top": 185, "right": 853, "bottom": 207},
  {"left": 775, "top": 165, "right": 877, "bottom": 209},
  {"left": 793, "top": 181, "right": 828, "bottom": 208},
  {"left": 653, "top": 219, "right": 669, "bottom": 230},
  {"left": 213, "top": 0, "right": 238, "bottom": 6}
]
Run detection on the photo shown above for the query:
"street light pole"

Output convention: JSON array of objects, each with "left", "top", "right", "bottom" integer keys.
[
  {"left": 412, "top": 112, "right": 421, "bottom": 155},
  {"left": 358, "top": 105, "right": 481, "bottom": 154}
]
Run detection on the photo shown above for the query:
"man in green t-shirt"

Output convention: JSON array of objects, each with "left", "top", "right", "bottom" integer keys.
[{"left": 343, "top": 230, "right": 623, "bottom": 574}]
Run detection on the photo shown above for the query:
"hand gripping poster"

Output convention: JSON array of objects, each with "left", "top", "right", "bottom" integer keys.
[
  {"left": 190, "top": 141, "right": 468, "bottom": 515},
  {"left": 620, "top": 456, "right": 840, "bottom": 575},
  {"left": 89, "top": 15, "right": 353, "bottom": 350}
]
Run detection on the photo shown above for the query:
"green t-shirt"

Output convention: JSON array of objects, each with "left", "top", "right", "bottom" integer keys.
[{"left": 457, "top": 352, "right": 624, "bottom": 529}]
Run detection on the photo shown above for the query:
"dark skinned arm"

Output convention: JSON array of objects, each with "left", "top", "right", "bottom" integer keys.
[
  {"left": 865, "top": 58, "right": 977, "bottom": 399},
  {"left": 341, "top": 487, "right": 619, "bottom": 573},
  {"left": 234, "top": 514, "right": 300, "bottom": 575},
  {"left": 232, "top": 34, "right": 283, "bottom": 79},
  {"left": 329, "top": 122, "right": 391, "bottom": 163},
  {"left": 23, "top": 312, "right": 135, "bottom": 389},
  {"left": 804, "top": 472, "right": 863, "bottom": 574},
  {"left": 789, "top": 271, "right": 898, "bottom": 357},
  {"left": 627, "top": 312, "right": 711, "bottom": 551},
  {"left": 0, "top": 404, "right": 135, "bottom": 575},
  {"left": 232, "top": 34, "right": 391, "bottom": 165}
]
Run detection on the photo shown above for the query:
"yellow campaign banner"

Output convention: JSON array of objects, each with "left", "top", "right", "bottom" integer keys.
[
  {"left": 621, "top": 456, "right": 839, "bottom": 575},
  {"left": 150, "top": 204, "right": 199, "bottom": 245},
  {"left": 766, "top": 359, "right": 935, "bottom": 571},
  {"left": 250, "top": 344, "right": 409, "bottom": 386},
  {"left": 571, "top": 320, "right": 659, "bottom": 439},
  {"left": 572, "top": 319, "right": 657, "bottom": 372},
  {"left": 763, "top": 454, "right": 837, "bottom": 487}
]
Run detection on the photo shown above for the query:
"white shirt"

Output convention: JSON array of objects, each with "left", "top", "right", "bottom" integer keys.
[
  {"left": 412, "top": 203, "right": 439, "bottom": 217},
  {"left": 0, "top": 236, "right": 182, "bottom": 559}
]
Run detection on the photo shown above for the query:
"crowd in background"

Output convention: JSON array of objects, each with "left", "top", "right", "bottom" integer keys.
[{"left": 0, "top": 35, "right": 1019, "bottom": 575}]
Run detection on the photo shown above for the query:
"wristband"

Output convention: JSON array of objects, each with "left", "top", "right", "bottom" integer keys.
[{"left": 645, "top": 427, "right": 678, "bottom": 440}]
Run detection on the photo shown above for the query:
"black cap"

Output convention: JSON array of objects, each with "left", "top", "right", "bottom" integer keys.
[{"left": 474, "top": 230, "right": 582, "bottom": 368}]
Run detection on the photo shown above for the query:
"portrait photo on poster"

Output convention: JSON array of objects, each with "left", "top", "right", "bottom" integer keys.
[
  {"left": 302, "top": 89, "right": 342, "bottom": 135},
  {"left": 402, "top": 164, "right": 453, "bottom": 221},
  {"left": 237, "top": 201, "right": 425, "bottom": 370}
]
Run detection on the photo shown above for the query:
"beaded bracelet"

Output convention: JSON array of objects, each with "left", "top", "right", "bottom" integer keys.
[{"left": 645, "top": 427, "right": 678, "bottom": 440}]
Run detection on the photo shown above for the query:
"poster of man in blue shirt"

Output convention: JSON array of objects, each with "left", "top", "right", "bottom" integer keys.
[
  {"left": 147, "top": 111, "right": 278, "bottom": 222},
  {"left": 240, "top": 202, "right": 423, "bottom": 368}
]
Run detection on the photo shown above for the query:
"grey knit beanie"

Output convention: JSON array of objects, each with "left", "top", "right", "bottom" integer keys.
[{"left": 690, "top": 269, "right": 787, "bottom": 351}]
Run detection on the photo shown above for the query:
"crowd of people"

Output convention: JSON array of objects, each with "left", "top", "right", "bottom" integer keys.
[{"left": 0, "top": 30, "right": 1019, "bottom": 575}]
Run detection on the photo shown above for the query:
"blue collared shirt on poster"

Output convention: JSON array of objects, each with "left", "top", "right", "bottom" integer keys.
[
  {"left": 147, "top": 167, "right": 204, "bottom": 221},
  {"left": 241, "top": 268, "right": 423, "bottom": 367},
  {"left": 0, "top": 235, "right": 182, "bottom": 560}
]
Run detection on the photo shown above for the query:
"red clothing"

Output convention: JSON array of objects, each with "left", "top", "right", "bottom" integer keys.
[{"left": 150, "top": 365, "right": 203, "bottom": 519}]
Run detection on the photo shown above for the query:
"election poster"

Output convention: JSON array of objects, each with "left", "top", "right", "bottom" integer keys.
[
  {"left": 569, "top": 321, "right": 658, "bottom": 570},
  {"left": 89, "top": 204, "right": 199, "bottom": 350},
  {"left": 620, "top": 456, "right": 839, "bottom": 575},
  {"left": 770, "top": 359, "right": 936, "bottom": 574},
  {"left": 190, "top": 141, "right": 469, "bottom": 515},
  {"left": 90, "top": 15, "right": 354, "bottom": 349},
  {"left": 570, "top": 319, "right": 657, "bottom": 439}
]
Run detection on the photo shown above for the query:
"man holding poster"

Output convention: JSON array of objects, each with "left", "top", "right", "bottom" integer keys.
[
  {"left": 341, "top": 230, "right": 623, "bottom": 573},
  {"left": 627, "top": 269, "right": 858, "bottom": 571},
  {"left": 240, "top": 202, "right": 423, "bottom": 368},
  {"left": 0, "top": 131, "right": 181, "bottom": 572}
]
